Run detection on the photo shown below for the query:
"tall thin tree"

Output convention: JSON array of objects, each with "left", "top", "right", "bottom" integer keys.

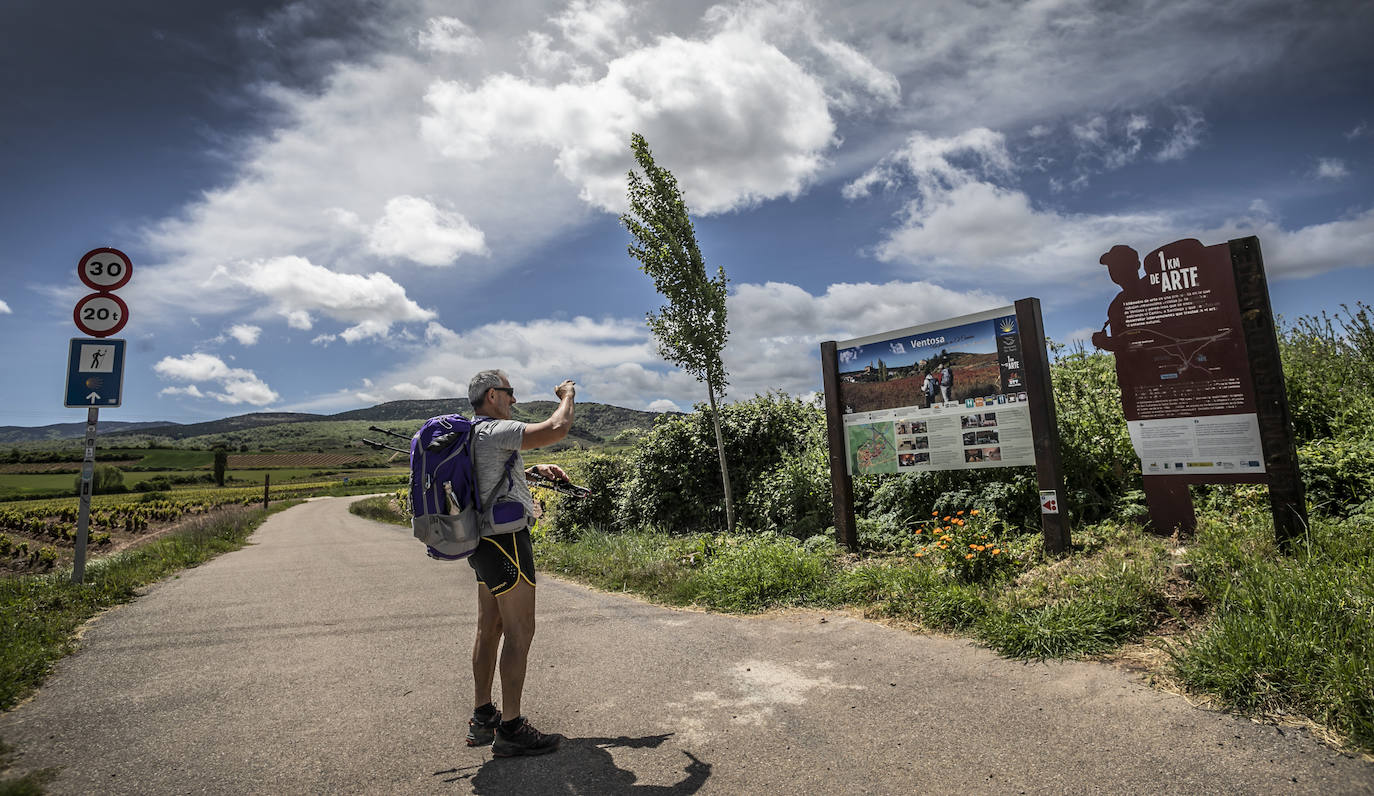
[{"left": 621, "top": 132, "right": 736, "bottom": 532}]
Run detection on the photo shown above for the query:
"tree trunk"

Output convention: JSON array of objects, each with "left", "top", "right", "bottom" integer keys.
[{"left": 706, "top": 383, "right": 736, "bottom": 533}]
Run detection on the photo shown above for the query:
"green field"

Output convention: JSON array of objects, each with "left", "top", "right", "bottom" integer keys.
[{"left": 0, "top": 466, "right": 408, "bottom": 501}]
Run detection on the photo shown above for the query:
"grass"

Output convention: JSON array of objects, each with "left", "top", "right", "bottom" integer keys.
[
  {"left": 348, "top": 494, "right": 408, "bottom": 526},
  {"left": 534, "top": 504, "right": 1374, "bottom": 756},
  {"left": 0, "top": 502, "right": 296, "bottom": 712}
]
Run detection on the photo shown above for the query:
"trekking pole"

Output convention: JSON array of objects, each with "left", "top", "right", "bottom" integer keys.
[
  {"left": 526, "top": 470, "right": 592, "bottom": 499},
  {"left": 361, "top": 438, "right": 409, "bottom": 455},
  {"left": 368, "top": 425, "right": 412, "bottom": 442}
]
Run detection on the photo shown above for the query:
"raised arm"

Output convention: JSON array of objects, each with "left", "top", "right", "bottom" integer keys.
[{"left": 520, "top": 380, "right": 576, "bottom": 450}]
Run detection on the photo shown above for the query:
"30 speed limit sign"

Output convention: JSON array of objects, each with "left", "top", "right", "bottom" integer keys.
[
  {"left": 78, "top": 247, "right": 133, "bottom": 291},
  {"left": 73, "top": 292, "right": 130, "bottom": 337}
]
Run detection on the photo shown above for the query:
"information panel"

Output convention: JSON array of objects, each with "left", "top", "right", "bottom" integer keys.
[
  {"left": 834, "top": 306, "right": 1034, "bottom": 475},
  {"left": 1091, "top": 238, "right": 1264, "bottom": 474}
]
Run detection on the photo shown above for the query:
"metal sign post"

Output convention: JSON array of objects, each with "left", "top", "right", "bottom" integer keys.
[
  {"left": 72, "top": 409, "right": 98, "bottom": 583},
  {"left": 65, "top": 247, "right": 133, "bottom": 585}
]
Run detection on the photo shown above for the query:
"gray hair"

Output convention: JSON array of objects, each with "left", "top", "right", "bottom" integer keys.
[{"left": 468, "top": 369, "right": 508, "bottom": 410}]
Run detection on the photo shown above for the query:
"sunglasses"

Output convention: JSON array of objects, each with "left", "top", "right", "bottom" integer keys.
[{"left": 492, "top": 387, "right": 515, "bottom": 398}]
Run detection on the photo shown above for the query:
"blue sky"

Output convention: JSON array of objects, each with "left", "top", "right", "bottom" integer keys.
[{"left": 3, "top": 0, "right": 1372, "bottom": 428}]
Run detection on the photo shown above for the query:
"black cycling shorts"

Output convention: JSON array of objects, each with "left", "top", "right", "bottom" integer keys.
[{"left": 467, "top": 529, "right": 535, "bottom": 596}]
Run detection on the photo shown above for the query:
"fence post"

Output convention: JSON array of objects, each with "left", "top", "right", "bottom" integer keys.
[{"left": 263, "top": 473, "right": 270, "bottom": 509}]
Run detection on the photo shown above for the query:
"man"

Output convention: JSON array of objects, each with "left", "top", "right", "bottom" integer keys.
[
  {"left": 464, "top": 369, "right": 576, "bottom": 757},
  {"left": 939, "top": 364, "right": 953, "bottom": 403}
]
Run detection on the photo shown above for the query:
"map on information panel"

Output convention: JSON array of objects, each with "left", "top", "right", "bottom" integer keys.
[{"left": 848, "top": 422, "right": 898, "bottom": 475}]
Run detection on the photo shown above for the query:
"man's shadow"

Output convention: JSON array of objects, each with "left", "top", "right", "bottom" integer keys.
[{"left": 433, "top": 733, "right": 711, "bottom": 795}]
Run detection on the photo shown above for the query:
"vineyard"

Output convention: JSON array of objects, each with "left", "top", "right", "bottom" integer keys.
[
  {"left": 0, "top": 475, "right": 405, "bottom": 574},
  {"left": 225, "top": 453, "right": 371, "bottom": 468}
]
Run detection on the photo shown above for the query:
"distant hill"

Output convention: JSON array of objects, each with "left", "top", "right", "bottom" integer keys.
[
  {"left": 0, "top": 399, "right": 668, "bottom": 452},
  {"left": 133, "top": 412, "right": 325, "bottom": 440},
  {"left": 0, "top": 420, "right": 183, "bottom": 444}
]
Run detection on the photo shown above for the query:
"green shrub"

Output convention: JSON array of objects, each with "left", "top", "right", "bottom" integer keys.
[
  {"left": 1280, "top": 303, "right": 1374, "bottom": 445},
  {"left": 614, "top": 393, "right": 824, "bottom": 534},
  {"left": 738, "top": 424, "right": 832, "bottom": 539},
  {"left": 549, "top": 452, "right": 626, "bottom": 536},
  {"left": 1297, "top": 437, "right": 1374, "bottom": 515},
  {"left": 1049, "top": 343, "right": 1139, "bottom": 523}
]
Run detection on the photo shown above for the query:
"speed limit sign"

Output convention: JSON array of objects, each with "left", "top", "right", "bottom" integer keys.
[
  {"left": 73, "top": 292, "right": 130, "bottom": 337},
  {"left": 78, "top": 247, "right": 133, "bottom": 291}
]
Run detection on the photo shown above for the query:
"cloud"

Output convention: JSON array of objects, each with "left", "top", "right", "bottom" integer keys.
[
  {"left": 847, "top": 129, "right": 1173, "bottom": 282},
  {"left": 647, "top": 398, "right": 681, "bottom": 413},
  {"left": 153, "top": 352, "right": 280, "bottom": 406},
  {"left": 1347, "top": 122, "right": 1368, "bottom": 140},
  {"left": 367, "top": 195, "right": 488, "bottom": 265},
  {"left": 550, "top": 0, "right": 639, "bottom": 61},
  {"left": 1200, "top": 206, "right": 1374, "bottom": 278},
  {"left": 222, "top": 255, "right": 436, "bottom": 337},
  {"left": 0, "top": 299, "right": 10, "bottom": 314},
  {"left": 1312, "top": 158, "right": 1350, "bottom": 180},
  {"left": 421, "top": 1, "right": 899, "bottom": 214},
  {"left": 227, "top": 324, "right": 262, "bottom": 346},
  {"left": 1155, "top": 106, "right": 1206, "bottom": 161},
  {"left": 416, "top": 16, "right": 481, "bottom": 55}
]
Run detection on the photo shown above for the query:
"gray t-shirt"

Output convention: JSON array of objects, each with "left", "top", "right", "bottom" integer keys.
[{"left": 472, "top": 417, "right": 534, "bottom": 521}]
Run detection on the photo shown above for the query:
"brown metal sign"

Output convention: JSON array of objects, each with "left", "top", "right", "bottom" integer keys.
[{"left": 1093, "top": 236, "right": 1305, "bottom": 544}]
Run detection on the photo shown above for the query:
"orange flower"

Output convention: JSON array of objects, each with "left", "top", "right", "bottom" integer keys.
[
  {"left": 914, "top": 551, "right": 925, "bottom": 558},
  {"left": 943, "top": 516, "right": 951, "bottom": 522},
  {"left": 957, "top": 510, "right": 965, "bottom": 516},
  {"left": 970, "top": 509, "right": 980, "bottom": 516},
  {"left": 914, "top": 528, "right": 923, "bottom": 534},
  {"left": 954, "top": 519, "right": 965, "bottom": 526},
  {"left": 938, "top": 543, "right": 947, "bottom": 549},
  {"left": 992, "top": 549, "right": 1001, "bottom": 555},
  {"left": 965, "top": 553, "right": 974, "bottom": 559},
  {"left": 932, "top": 511, "right": 939, "bottom": 516}
]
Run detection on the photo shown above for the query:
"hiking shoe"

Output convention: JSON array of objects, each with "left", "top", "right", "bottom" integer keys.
[
  {"left": 492, "top": 717, "right": 563, "bottom": 757},
  {"left": 466, "top": 707, "right": 501, "bottom": 747}
]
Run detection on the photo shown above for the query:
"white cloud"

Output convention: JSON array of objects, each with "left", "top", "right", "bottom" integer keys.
[
  {"left": 550, "top": 0, "right": 638, "bottom": 61},
  {"left": 1155, "top": 106, "right": 1206, "bottom": 162},
  {"left": 647, "top": 398, "right": 681, "bottom": 413},
  {"left": 0, "top": 299, "right": 10, "bottom": 314},
  {"left": 421, "top": 1, "right": 899, "bottom": 214},
  {"left": 227, "top": 324, "right": 262, "bottom": 346},
  {"left": 159, "top": 385, "right": 206, "bottom": 399},
  {"left": 416, "top": 16, "right": 481, "bottom": 55},
  {"left": 153, "top": 352, "right": 280, "bottom": 406},
  {"left": 367, "top": 195, "right": 488, "bottom": 265},
  {"left": 226, "top": 256, "right": 436, "bottom": 336},
  {"left": 1201, "top": 206, "right": 1374, "bottom": 278},
  {"left": 1312, "top": 158, "right": 1350, "bottom": 180},
  {"left": 848, "top": 129, "right": 1173, "bottom": 282},
  {"left": 1346, "top": 122, "right": 1368, "bottom": 140}
]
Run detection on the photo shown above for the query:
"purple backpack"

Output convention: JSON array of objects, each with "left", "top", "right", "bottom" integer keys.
[{"left": 409, "top": 414, "right": 521, "bottom": 560}]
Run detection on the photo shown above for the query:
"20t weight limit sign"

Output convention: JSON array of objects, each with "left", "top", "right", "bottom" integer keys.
[{"left": 73, "top": 292, "right": 129, "bottom": 337}]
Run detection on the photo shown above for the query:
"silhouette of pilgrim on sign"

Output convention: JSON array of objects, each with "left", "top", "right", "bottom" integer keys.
[{"left": 1092, "top": 238, "right": 1251, "bottom": 422}]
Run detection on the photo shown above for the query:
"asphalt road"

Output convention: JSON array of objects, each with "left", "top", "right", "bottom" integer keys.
[{"left": 1, "top": 497, "right": 1370, "bottom": 795}]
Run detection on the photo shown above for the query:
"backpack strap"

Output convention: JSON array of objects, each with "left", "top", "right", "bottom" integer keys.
[{"left": 471, "top": 418, "right": 523, "bottom": 512}]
